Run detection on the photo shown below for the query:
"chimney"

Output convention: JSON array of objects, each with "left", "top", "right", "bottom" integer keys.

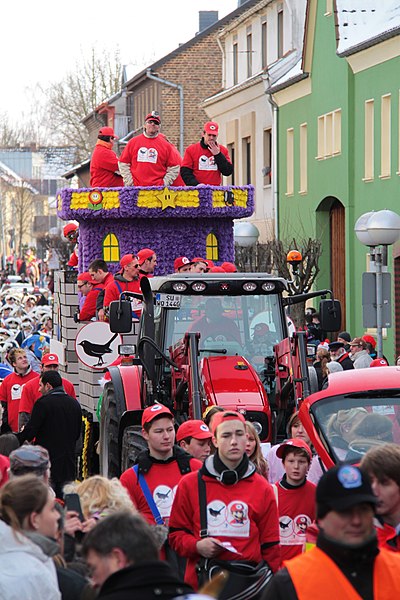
[{"left": 198, "top": 11, "right": 218, "bottom": 32}]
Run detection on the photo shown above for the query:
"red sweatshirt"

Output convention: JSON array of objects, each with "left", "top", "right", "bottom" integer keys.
[
  {"left": 0, "top": 370, "right": 39, "bottom": 432},
  {"left": 103, "top": 277, "right": 141, "bottom": 309},
  {"left": 90, "top": 140, "right": 123, "bottom": 188},
  {"left": 273, "top": 478, "right": 316, "bottom": 562},
  {"left": 181, "top": 142, "right": 231, "bottom": 185},
  {"left": 79, "top": 285, "right": 104, "bottom": 321},
  {"left": 119, "top": 134, "right": 179, "bottom": 187},
  {"left": 169, "top": 459, "right": 281, "bottom": 590}
]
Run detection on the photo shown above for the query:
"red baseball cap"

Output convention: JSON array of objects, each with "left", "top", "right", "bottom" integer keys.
[
  {"left": 204, "top": 121, "right": 219, "bottom": 135},
  {"left": 63, "top": 223, "right": 78, "bottom": 237},
  {"left": 137, "top": 248, "right": 155, "bottom": 265},
  {"left": 99, "top": 126, "right": 118, "bottom": 139},
  {"left": 77, "top": 272, "right": 96, "bottom": 284},
  {"left": 210, "top": 266, "right": 225, "bottom": 273},
  {"left": 145, "top": 111, "right": 161, "bottom": 125},
  {"left": 370, "top": 358, "right": 389, "bottom": 367},
  {"left": 120, "top": 254, "right": 138, "bottom": 269},
  {"left": 141, "top": 404, "right": 173, "bottom": 427},
  {"left": 276, "top": 438, "right": 312, "bottom": 460},
  {"left": 176, "top": 420, "right": 212, "bottom": 442},
  {"left": 42, "top": 353, "right": 59, "bottom": 366},
  {"left": 174, "top": 256, "right": 191, "bottom": 272},
  {"left": 211, "top": 411, "right": 246, "bottom": 435},
  {"left": 221, "top": 262, "right": 237, "bottom": 273},
  {"left": 362, "top": 334, "right": 376, "bottom": 349}
]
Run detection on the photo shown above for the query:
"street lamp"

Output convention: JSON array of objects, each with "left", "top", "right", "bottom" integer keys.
[
  {"left": 354, "top": 210, "right": 400, "bottom": 358},
  {"left": 233, "top": 222, "right": 260, "bottom": 247}
]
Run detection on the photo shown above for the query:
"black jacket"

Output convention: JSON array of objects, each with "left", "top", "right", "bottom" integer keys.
[
  {"left": 262, "top": 532, "right": 378, "bottom": 600},
  {"left": 17, "top": 386, "right": 82, "bottom": 482},
  {"left": 97, "top": 560, "right": 192, "bottom": 599},
  {"left": 337, "top": 352, "right": 354, "bottom": 371}
]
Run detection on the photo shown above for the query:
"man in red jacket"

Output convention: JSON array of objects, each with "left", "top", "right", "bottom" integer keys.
[
  {"left": 181, "top": 121, "right": 233, "bottom": 186},
  {"left": 77, "top": 271, "right": 103, "bottom": 321},
  {"left": 103, "top": 254, "right": 142, "bottom": 318},
  {"left": 118, "top": 111, "right": 180, "bottom": 187},
  {"left": 169, "top": 411, "right": 281, "bottom": 590},
  {"left": 18, "top": 352, "right": 76, "bottom": 430},
  {"left": 0, "top": 348, "right": 38, "bottom": 433},
  {"left": 90, "top": 126, "right": 123, "bottom": 188},
  {"left": 88, "top": 259, "right": 114, "bottom": 322}
]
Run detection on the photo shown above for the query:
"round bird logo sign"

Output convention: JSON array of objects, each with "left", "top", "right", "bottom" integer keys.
[{"left": 75, "top": 322, "right": 122, "bottom": 370}]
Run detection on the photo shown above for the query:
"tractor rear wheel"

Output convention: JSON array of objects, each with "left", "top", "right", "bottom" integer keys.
[
  {"left": 99, "top": 382, "right": 120, "bottom": 478},
  {"left": 121, "top": 426, "right": 148, "bottom": 472}
]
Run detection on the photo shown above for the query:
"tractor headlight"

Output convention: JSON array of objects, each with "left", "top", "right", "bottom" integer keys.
[
  {"left": 242, "top": 282, "right": 257, "bottom": 292},
  {"left": 172, "top": 282, "right": 188, "bottom": 292},
  {"left": 252, "top": 421, "right": 263, "bottom": 435}
]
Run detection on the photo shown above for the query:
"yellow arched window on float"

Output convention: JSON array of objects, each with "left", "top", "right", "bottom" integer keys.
[
  {"left": 206, "top": 232, "right": 218, "bottom": 261},
  {"left": 102, "top": 233, "right": 120, "bottom": 262}
]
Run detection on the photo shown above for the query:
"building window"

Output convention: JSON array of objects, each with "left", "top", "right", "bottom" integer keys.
[
  {"left": 381, "top": 94, "right": 391, "bottom": 178},
  {"left": 263, "top": 129, "right": 272, "bottom": 186},
  {"left": 286, "top": 128, "right": 294, "bottom": 195},
  {"left": 299, "top": 123, "right": 307, "bottom": 193},
  {"left": 103, "top": 233, "right": 120, "bottom": 263},
  {"left": 364, "top": 99, "right": 374, "bottom": 180},
  {"left": 227, "top": 144, "right": 235, "bottom": 186},
  {"left": 325, "top": 0, "right": 333, "bottom": 15},
  {"left": 317, "top": 109, "right": 342, "bottom": 159},
  {"left": 233, "top": 42, "right": 238, "bottom": 85},
  {"left": 246, "top": 32, "right": 252, "bottom": 78},
  {"left": 242, "top": 137, "right": 251, "bottom": 184},
  {"left": 206, "top": 232, "right": 218, "bottom": 261},
  {"left": 261, "top": 19, "right": 268, "bottom": 69},
  {"left": 277, "top": 7, "right": 284, "bottom": 58}
]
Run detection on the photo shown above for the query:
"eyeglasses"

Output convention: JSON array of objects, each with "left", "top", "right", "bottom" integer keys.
[
  {"left": 147, "top": 120, "right": 160, "bottom": 125},
  {"left": 133, "top": 264, "right": 140, "bottom": 269},
  {"left": 77, "top": 283, "right": 88, "bottom": 289}
]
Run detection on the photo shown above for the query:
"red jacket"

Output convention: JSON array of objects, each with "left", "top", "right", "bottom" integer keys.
[
  {"left": 90, "top": 140, "right": 123, "bottom": 188},
  {"left": 376, "top": 520, "right": 400, "bottom": 552},
  {"left": 119, "top": 134, "right": 179, "bottom": 186},
  {"left": 19, "top": 375, "right": 76, "bottom": 417},
  {"left": 103, "top": 276, "right": 141, "bottom": 309},
  {"left": 181, "top": 141, "right": 232, "bottom": 185},
  {"left": 0, "top": 370, "right": 39, "bottom": 432},
  {"left": 79, "top": 285, "right": 104, "bottom": 321},
  {"left": 169, "top": 457, "right": 281, "bottom": 589},
  {"left": 0, "top": 454, "right": 9, "bottom": 488}
]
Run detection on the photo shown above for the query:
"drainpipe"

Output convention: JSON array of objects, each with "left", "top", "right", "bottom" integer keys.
[
  {"left": 216, "top": 36, "right": 226, "bottom": 89},
  {"left": 146, "top": 69, "right": 184, "bottom": 155},
  {"left": 265, "top": 77, "right": 279, "bottom": 239}
]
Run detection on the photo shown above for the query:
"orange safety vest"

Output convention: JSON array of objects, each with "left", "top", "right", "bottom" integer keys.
[{"left": 285, "top": 546, "right": 400, "bottom": 600}]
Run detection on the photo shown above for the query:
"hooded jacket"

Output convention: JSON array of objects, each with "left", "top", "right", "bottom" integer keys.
[{"left": 0, "top": 520, "right": 61, "bottom": 599}]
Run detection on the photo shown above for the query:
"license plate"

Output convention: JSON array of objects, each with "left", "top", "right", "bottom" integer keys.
[{"left": 155, "top": 293, "right": 181, "bottom": 308}]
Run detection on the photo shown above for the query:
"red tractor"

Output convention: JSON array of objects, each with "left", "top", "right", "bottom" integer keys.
[{"left": 99, "top": 272, "right": 341, "bottom": 477}]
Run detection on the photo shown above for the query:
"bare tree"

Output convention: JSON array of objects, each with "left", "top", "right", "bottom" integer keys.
[
  {"left": 11, "top": 185, "right": 36, "bottom": 256},
  {"left": 235, "top": 236, "right": 322, "bottom": 329},
  {"left": 42, "top": 46, "right": 123, "bottom": 159}
]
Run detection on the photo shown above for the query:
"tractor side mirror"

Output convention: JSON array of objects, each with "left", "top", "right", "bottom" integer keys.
[
  {"left": 109, "top": 300, "right": 132, "bottom": 333},
  {"left": 319, "top": 299, "right": 341, "bottom": 332}
]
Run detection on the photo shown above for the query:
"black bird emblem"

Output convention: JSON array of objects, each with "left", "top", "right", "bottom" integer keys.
[
  {"left": 209, "top": 506, "right": 224, "bottom": 518},
  {"left": 280, "top": 521, "right": 291, "bottom": 530},
  {"left": 79, "top": 333, "right": 118, "bottom": 366},
  {"left": 156, "top": 490, "right": 171, "bottom": 500}
]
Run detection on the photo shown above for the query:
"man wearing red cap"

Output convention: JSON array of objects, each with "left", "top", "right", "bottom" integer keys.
[
  {"left": 90, "top": 126, "right": 123, "bottom": 188},
  {"left": 118, "top": 111, "right": 180, "bottom": 187},
  {"left": 190, "top": 258, "right": 208, "bottom": 273},
  {"left": 76, "top": 272, "right": 103, "bottom": 321},
  {"left": 176, "top": 420, "right": 212, "bottom": 462},
  {"left": 88, "top": 259, "right": 114, "bottom": 322},
  {"left": 18, "top": 353, "right": 76, "bottom": 430},
  {"left": 63, "top": 223, "right": 79, "bottom": 268},
  {"left": 137, "top": 248, "right": 157, "bottom": 276},
  {"left": 169, "top": 411, "right": 280, "bottom": 591},
  {"left": 120, "top": 404, "right": 201, "bottom": 563},
  {"left": 174, "top": 256, "right": 192, "bottom": 273},
  {"left": 181, "top": 121, "right": 233, "bottom": 186},
  {"left": 103, "top": 254, "right": 142, "bottom": 317}
]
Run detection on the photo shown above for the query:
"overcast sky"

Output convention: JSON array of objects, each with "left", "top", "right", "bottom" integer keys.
[{"left": 1, "top": 0, "right": 238, "bottom": 123}]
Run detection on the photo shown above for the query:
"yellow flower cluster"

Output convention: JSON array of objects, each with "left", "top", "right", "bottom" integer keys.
[
  {"left": 137, "top": 189, "right": 200, "bottom": 209},
  {"left": 212, "top": 189, "right": 248, "bottom": 208},
  {"left": 69, "top": 191, "right": 120, "bottom": 210}
]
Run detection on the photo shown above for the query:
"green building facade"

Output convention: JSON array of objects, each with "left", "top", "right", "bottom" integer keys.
[{"left": 270, "top": 0, "right": 400, "bottom": 359}]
